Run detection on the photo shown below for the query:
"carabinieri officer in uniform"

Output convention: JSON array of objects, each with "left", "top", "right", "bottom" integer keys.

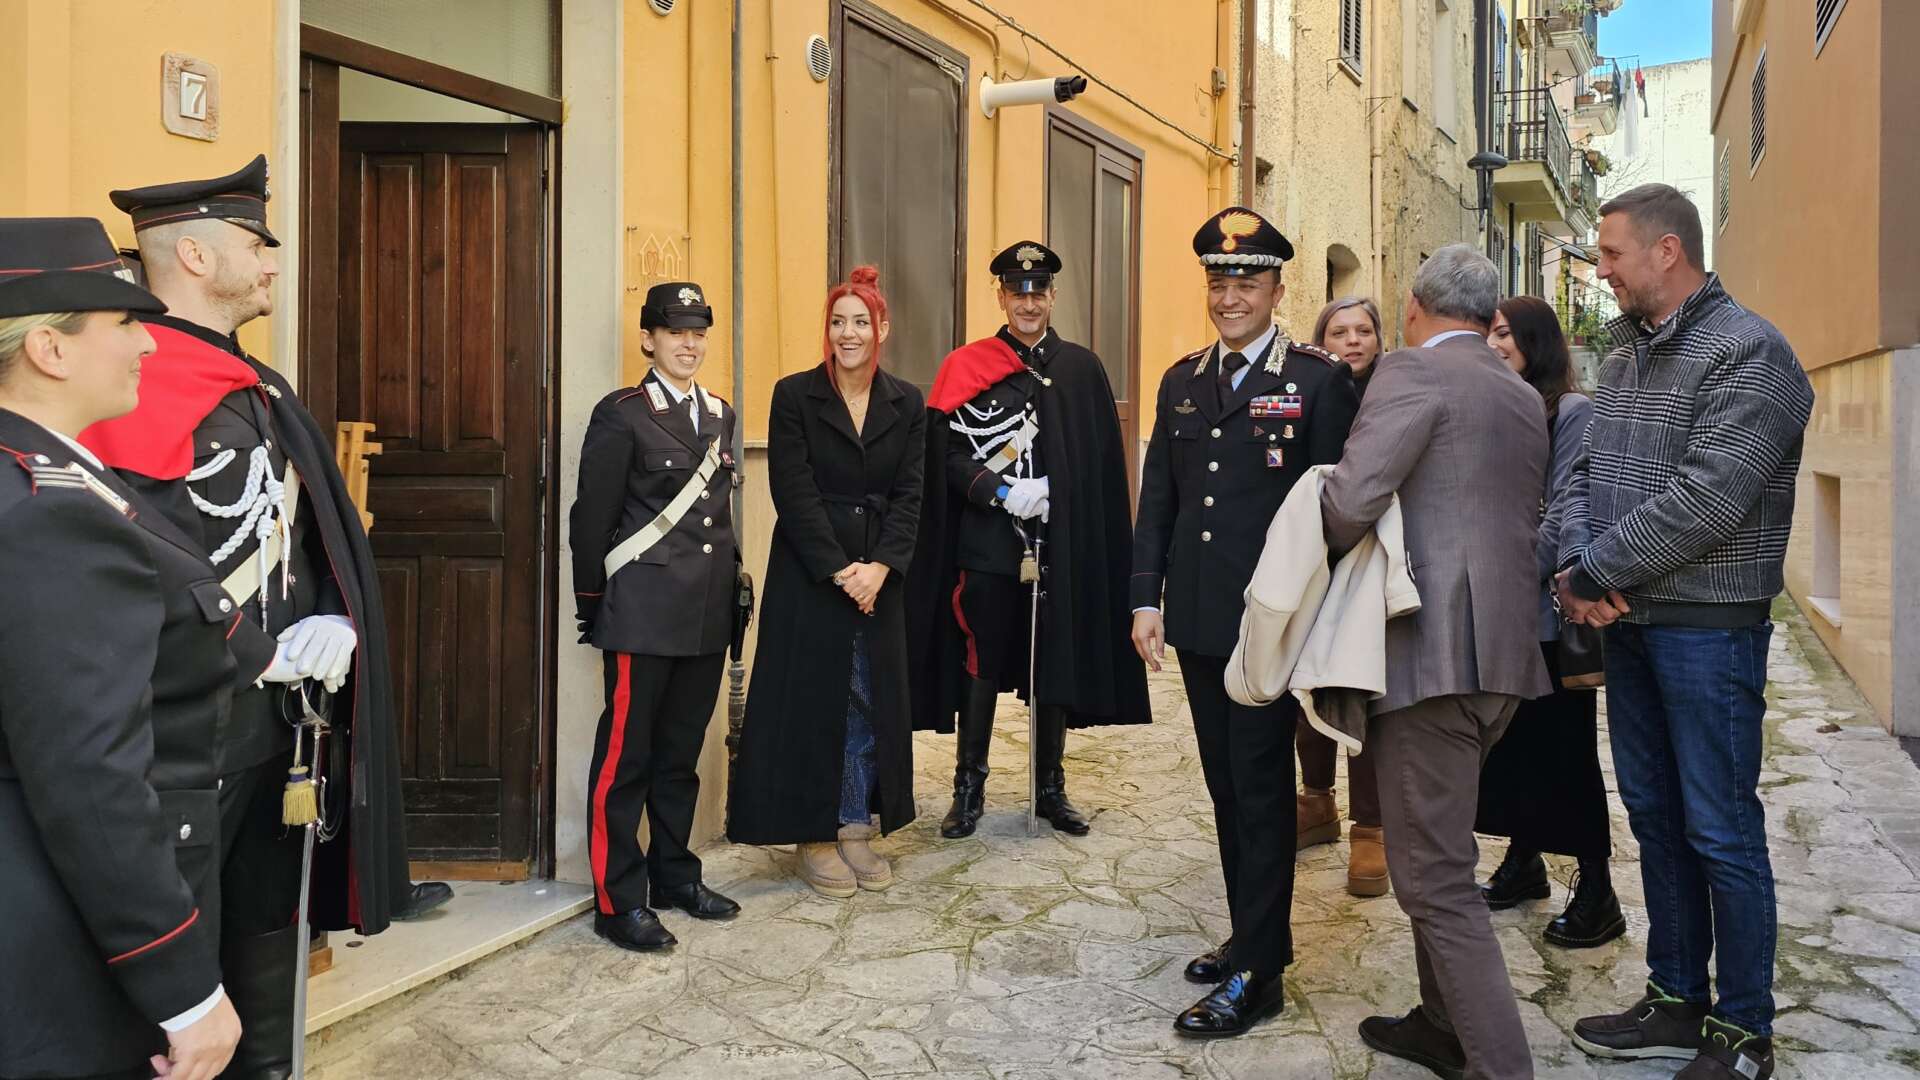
[
  {"left": 0, "top": 218, "right": 281, "bottom": 1080},
  {"left": 572, "top": 281, "right": 743, "bottom": 952},
  {"left": 1131, "top": 208, "right": 1359, "bottom": 1039}
]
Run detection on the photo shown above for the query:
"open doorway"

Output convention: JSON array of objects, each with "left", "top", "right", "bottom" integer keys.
[{"left": 300, "top": 25, "right": 559, "bottom": 881}]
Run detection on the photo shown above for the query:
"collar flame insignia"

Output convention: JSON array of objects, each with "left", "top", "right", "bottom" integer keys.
[
  {"left": 1217, "top": 211, "right": 1261, "bottom": 253},
  {"left": 678, "top": 287, "right": 704, "bottom": 306},
  {"left": 1015, "top": 244, "right": 1045, "bottom": 271}
]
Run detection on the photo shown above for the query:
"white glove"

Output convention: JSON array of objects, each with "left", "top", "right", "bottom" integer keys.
[
  {"left": 259, "top": 643, "right": 304, "bottom": 685},
  {"left": 1037, "top": 498, "right": 1050, "bottom": 525},
  {"left": 1003, "top": 476, "right": 1050, "bottom": 519},
  {"left": 279, "top": 615, "right": 356, "bottom": 693}
]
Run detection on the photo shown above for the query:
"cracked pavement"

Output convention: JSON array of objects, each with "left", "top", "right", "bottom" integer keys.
[{"left": 308, "top": 602, "right": 1920, "bottom": 1078}]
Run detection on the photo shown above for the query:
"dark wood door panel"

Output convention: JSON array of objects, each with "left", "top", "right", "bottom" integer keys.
[{"left": 333, "top": 121, "right": 546, "bottom": 865}]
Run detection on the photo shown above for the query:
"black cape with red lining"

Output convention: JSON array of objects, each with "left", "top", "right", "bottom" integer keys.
[
  {"left": 905, "top": 335, "right": 1151, "bottom": 732},
  {"left": 80, "top": 319, "right": 410, "bottom": 936}
]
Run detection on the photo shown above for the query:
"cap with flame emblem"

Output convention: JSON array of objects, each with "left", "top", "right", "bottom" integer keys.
[
  {"left": 640, "top": 281, "right": 714, "bottom": 329},
  {"left": 1192, "top": 206, "right": 1293, "bottom": 275},
  {"left": 989, "top": 240, "right": 1062, "bottom": 295}
]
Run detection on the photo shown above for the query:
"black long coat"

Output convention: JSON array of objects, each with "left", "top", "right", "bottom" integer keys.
[
  {"left": 728, "top": 366, "right": 925, "bottom": 844},
  {"left": 0, "top": 409, "right": 276, "bottom": 1077}
]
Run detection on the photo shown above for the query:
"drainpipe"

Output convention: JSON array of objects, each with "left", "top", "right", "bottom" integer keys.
[
  {"left": 726, "top": 0, "right": 747, "bottom": 777},
  {"left": 1238, "top": 0, "right": 1256, "bottom": 207}
]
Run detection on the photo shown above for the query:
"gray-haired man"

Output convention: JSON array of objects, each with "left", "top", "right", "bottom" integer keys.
[{"left": 1320, "top": 244, "right": 1552, "bottom": 1080}]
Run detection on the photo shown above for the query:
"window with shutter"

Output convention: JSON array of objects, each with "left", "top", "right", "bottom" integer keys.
[
  {"left": 1728, "top": 143, "right": 1743, "bottom": 233},
  {"left": 1340, "top": 0, "right": 1364, "bottom": 75},
  {"left": 1749, "top": 49, "right": 1767, "bottom": 172},
  {"left": 1815, "top": 0, "right": 1848, "bottom": 55}
]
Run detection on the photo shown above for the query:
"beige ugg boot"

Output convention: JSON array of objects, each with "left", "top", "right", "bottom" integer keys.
[
  {"left": 1347, "top": 825, "right": 1390, "bottom": 897},
  {"left": 798, "top": 842, "right": 857, "bottom": 898},
  {"left": 1297, "top": 787, "right": 1342, "bottom": 850},
  {"left": 837, "top": 822, "right": 894, "bottom": 891}
]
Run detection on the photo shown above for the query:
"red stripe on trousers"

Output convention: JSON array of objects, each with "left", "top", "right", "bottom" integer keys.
[
  {"left": 951, "top": 571, "right": 980, "bottom": 678},
  {"left": 589, "top": 653, "right": 633, "bottom": 915}
]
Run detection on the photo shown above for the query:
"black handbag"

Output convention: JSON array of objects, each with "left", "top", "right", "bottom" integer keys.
[{"left": 1557, "top": 620, "right": 1605, "bottom": 689}]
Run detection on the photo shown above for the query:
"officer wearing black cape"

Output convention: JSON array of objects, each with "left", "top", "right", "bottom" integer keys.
[
  {"left": 906, "top": 241, "right": 1151, "bottom": 839},
  {"left": 80, "top": 156, "right": 447, "bottom": 1076}
]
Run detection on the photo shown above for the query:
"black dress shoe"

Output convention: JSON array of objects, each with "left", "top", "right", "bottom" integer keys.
[
  {"left": 1173, "top": 971, "right": 1286, "bottom": 1039},
  {"left": 1544, "top": 866, "right": 1627, "bottom": 948},
  {"left": 1358, "top": 1007, "right": 1467, "bottom": 1080},
  {"left": 594, "top": 908, "right": 677, "bottom": 952},
  {"left": 650, "top": 881, "right": 741, "bottom": 920},
  {"left": 1183, "top": 938, "right": 1233, "bottom": 984},
  {"left": 392, "top": 880, "right": 454, "bottom": 921},
  {"left": 1480, "top": 847, "right": 1550, "bottom": 910}
]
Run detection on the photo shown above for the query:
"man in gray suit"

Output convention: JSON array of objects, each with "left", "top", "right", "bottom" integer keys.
[{"left": 1321, "top": 244, "right": 1553, "bottom": 1080}]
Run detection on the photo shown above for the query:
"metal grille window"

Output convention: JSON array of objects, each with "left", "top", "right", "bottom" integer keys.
[
  {"left": 1750, "top": 49, "right": 1767, "bottom": 171},
  {"left": 1816, "top": 0, "right": 1848, "bottom": 55},
  {"left": 1717, "top": 143, "right": 1732, "bottom": 232},
  {"left": 1340, "top": 0, "right": 1364, "bottom": 74}
]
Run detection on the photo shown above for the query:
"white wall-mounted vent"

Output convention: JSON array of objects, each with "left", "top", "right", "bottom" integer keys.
[
  {"left": 649, "top": 0, "right": 675, "bottom": 16},
  {"left": 807, "top": 35, "right": 833, "bottom": 82}
]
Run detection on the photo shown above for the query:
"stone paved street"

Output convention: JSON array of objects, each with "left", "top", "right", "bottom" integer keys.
[{"left": 309, "top": 604, "right": 1920, "bottom": 1079}]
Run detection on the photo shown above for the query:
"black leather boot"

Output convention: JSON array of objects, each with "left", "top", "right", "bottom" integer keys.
[
  {"left": 1544, "top": 858, "right": 1627, "bottom": 948},
  {"left": 939, "top": 678, "right": 997, "bottom": 838},
  {"left": 1034, "top": 707, "right": 1090, "bottom": 836},
  {"left": 218, "top": 926, "right": 298, "bottom": 1080},
  {"left": 1480, "top": 846, "right": 1550, "bottom": 909}
]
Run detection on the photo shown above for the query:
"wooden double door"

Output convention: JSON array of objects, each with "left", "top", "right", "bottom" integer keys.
[{"left": 304, "top": 72, "right": 551, "bottom": 869}]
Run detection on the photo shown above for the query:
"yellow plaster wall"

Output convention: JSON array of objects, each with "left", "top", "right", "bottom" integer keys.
[
  {"left": 0, "top": 0, "right": 281, "bottom": 358},
  {"left": 1713, "top": 0, "right": 1884, "bottom": 374},
  {"left": 623, "top": 0, "right": 1234, "bottom": 443}
]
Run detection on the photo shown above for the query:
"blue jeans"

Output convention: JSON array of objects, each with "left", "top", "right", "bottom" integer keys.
[{"left": 1605, "top": 621, "right": 1778, "bottom": 1035}]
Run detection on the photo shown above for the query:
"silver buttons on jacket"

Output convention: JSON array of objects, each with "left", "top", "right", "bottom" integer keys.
[
  {"left": 702, "top": 543, "right": 713, "bottom": 554},
  {"left": 1208, "top": 461, "right": 1219, "bottom": 472},
  {"left": 219, "top": 598, "right": 233, "bottom": 613},
  {"left": 1201, "top": 531, "right": 1213, "bottom": 542},
  {"left": 1211, "top": 428, "right": 1222, "bottom": 438},
  {"left": 664, "top": 458, "right": 674, "bottom": 468},
  {"left": 178, "top": 823, "right": 192, "bottom": 841},
  {"left": 703, "top": 517, "right": 713, "bottom": 527},
  {"left": 1204, "top": 496, "right": 1215, "bottom": 507}
]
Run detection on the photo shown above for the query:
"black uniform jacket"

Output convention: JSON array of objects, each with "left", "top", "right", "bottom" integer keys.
[
  {"left": 1132, "top": 336, "right": 1360, "bottom": 657},
  {"left": 907, "top": 333, "right": 1152, "bottom": 732},
  {"left": 96, "top": 315, "right": 412, "bottom": 936},
  {"left": 0, "top": 410, "right": 276, "bottom": 1077},
  {"left": 729, "top": 365, "right": 925, "bottom": 844},
  {"left": 945, "top": 331, "right": 1046, "bottom": 577},
  {"left": 572, "top": 369, "right": 739, "bottom": 658}
]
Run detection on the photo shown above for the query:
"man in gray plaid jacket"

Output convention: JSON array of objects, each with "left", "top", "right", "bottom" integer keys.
[{"left": 1555, "top": 184, "right": 1813, "bottom": 1080}]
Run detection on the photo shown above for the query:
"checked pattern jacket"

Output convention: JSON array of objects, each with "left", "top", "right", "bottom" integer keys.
[{"left": 1558, "top": 274, "right": 1815, "bottom": 615}]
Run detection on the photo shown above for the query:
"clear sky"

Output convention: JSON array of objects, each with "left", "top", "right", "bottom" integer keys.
[{"left": 1599, "top": 0, "right": 1712, "bottom": 69}]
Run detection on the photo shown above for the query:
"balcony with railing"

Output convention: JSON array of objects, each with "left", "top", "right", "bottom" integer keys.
[
  {"left": 1492, "top": 87, "right": 1576, "bottom": 229},
  {"left": 1542, "top": 7, "right": 1600, "bottom": 78},
  {"left": 1572, "top": 59, "right": 1624, "bottom": 136},
  {"left": 1566, "top": 148, "right": 1602, "bottom": 236}
]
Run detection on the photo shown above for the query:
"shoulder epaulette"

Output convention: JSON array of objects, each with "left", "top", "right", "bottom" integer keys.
[
  {"left": 1290, "top": 341, "right": 1342, "bottom": 366},
  {"left": 1171, "top": 346, "right": 1209, "bottom": 373},
  {"left": 24, "top": 459, "right": 133, "bottom": 517}
]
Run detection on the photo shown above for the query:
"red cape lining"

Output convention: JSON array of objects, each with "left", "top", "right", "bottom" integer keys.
[
  {"left": 927, "top": 337, "right": 1025, "bottom": 413},
  {"left": 79, "top": 324, "right": 260, "bottom": 480}
]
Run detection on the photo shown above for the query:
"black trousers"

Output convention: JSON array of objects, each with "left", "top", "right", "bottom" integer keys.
[
  {"left": 218, "top": 758, "right": 305, "bottom": 936},
  {"left": 1179, "top": 650, "right": 1298, "bottom": 977},
  {"left": 587, "top": 651, "right": 724, "bottom": 914}
]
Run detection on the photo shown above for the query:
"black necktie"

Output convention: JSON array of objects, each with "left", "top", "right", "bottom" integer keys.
[{"left": 1218, "top": 350, "right": 1248, "bottom": 395}]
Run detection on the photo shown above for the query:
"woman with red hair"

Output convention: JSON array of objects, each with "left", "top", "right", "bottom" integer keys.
[{"left": 728, "top": 266, "right": 927, "bottom": 897}]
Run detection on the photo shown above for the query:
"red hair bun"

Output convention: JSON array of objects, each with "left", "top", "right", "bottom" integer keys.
[{"left": 848, "top": 265, "right": 880, "bottom": 287}]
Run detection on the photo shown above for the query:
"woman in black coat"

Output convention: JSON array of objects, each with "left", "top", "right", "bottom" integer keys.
[
  {"left": 729, "top": 267, "right": 926, "bottom": 898},
  {"left": 1475, "top": 295, "right": 1622, "bottom": 949},
  {"left": 0, "top": 219, "right": 286, "bottom": 1080}
]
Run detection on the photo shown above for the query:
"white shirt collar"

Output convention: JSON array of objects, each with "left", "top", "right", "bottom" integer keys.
[
  {"left": 28, "top": 421, "right": 107, "bottom": 471},
  {"left": 1422, "top": 329, "right": 1483, "bottom": 348},
  {"left": 652, "top": 371, "right": 694, "bottom": 404},
  {"left": 1217, "top": 322, "right": 1280, "bottom": 366}
]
